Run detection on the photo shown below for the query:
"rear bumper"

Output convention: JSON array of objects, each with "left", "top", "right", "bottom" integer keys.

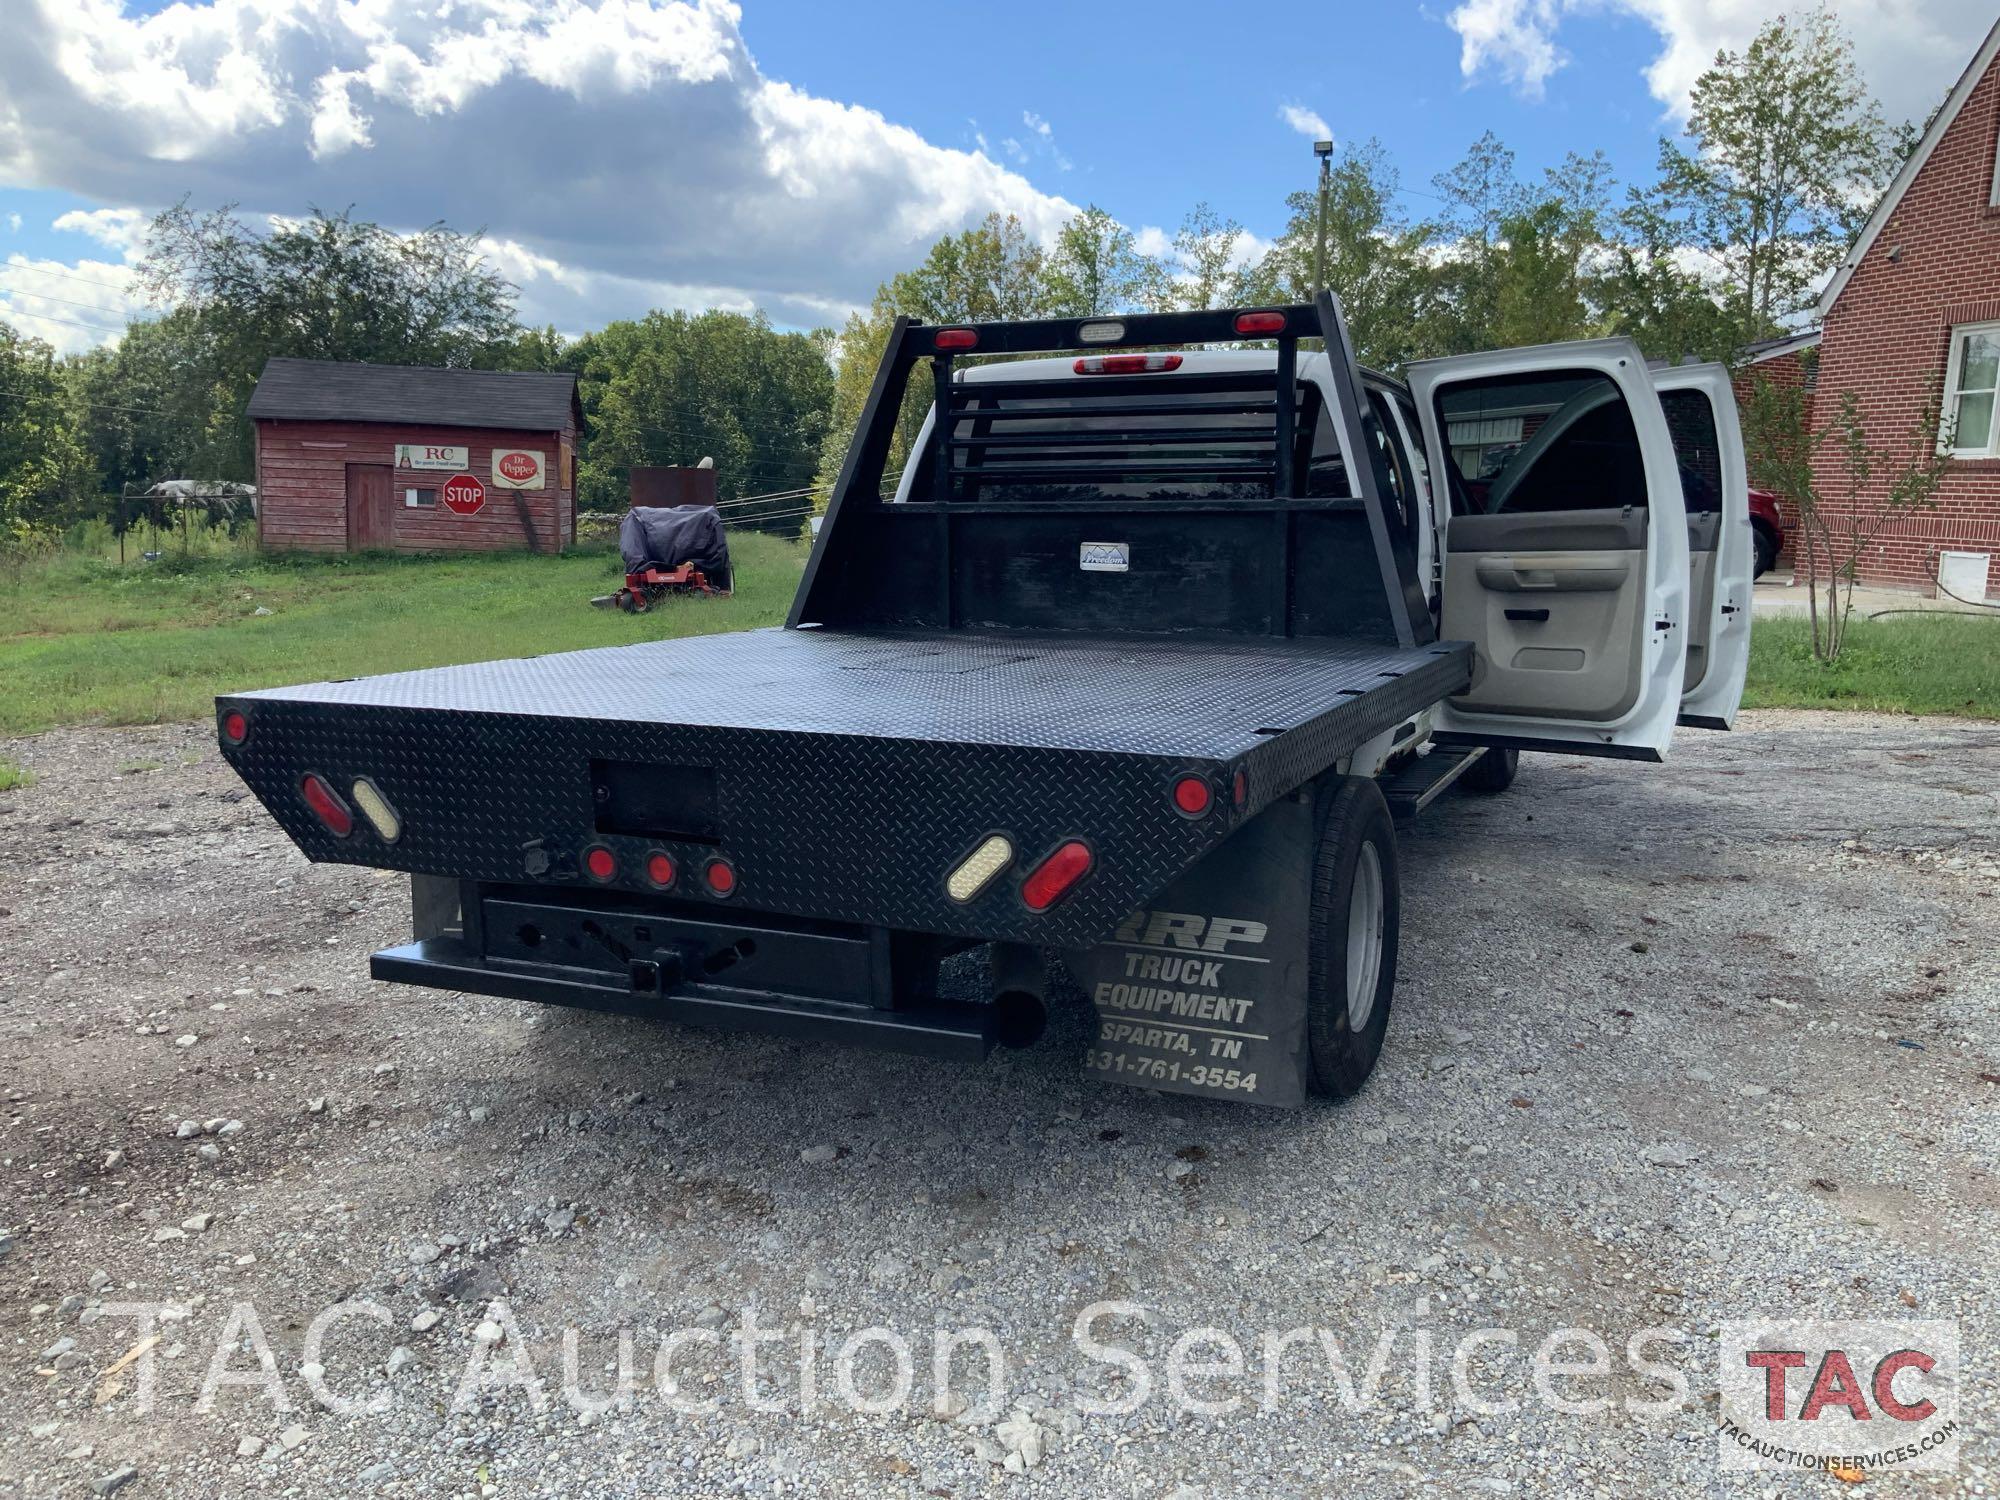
[{"left": 372, "top": 935, "right": 997, "bottom": 1061}]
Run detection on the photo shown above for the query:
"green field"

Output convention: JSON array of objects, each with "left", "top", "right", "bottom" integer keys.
[
  {"left": 2, "top": 538, "right": 1994, "bottom": 741},
  {"left": 1742, "top": 612, "right": 2000, "bottom": 718},
  {"left": 0, "top": 533, "right": 807, "bottom": 737}
]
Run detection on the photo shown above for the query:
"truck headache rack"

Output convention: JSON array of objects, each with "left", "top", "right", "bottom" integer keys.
[{"left": 792, "top": 294, "right": 1434, "bottom": 650}]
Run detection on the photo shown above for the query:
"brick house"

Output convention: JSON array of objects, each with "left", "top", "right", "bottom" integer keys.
[
  {"left": 1792, "top": 17, "right": 2000, "bottom": 598},
  {"left": 248, "top": 359, "right": 581, "bottom": 554}
]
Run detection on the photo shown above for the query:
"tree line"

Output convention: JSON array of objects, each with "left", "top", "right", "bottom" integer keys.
[{"left": 0, "top": 7, "right": 1902, "bottom": 555}]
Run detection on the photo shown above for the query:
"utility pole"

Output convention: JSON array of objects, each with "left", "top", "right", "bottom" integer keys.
[{"left": 1313, "top": 139, "right": 1334, "bottom": 295}]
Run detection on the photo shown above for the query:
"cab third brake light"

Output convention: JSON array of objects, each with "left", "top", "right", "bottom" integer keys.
[{"left": 1073, "top": 354, "right": 1183, "bottom": 375}]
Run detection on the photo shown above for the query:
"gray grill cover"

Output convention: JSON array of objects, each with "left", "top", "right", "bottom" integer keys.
[{"left": 619, "top": 505, "right": 731, "bottom": 586}]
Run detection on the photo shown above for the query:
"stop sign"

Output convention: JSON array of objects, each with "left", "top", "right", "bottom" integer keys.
[{"left": 441, "top": 472, "right": 486, "bottom": 516}]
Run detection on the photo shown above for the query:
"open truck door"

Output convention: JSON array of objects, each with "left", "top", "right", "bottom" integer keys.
[
  {"left": 1406, "top": 338, "right": 1689, "bottom": 762},
  {"left": 1652, "top": 362, "right": 1752, "bottom": 730}
]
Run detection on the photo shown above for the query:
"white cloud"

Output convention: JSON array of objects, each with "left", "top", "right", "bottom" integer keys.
[
  {"left": 1014, "top": 109, "right": 1072, "bottom": 172},
  {"left": 1278, "top": 104, "right": 1334, "bottom": 141},
  {"left": 52, "top": 207, "right": 149, "bottom": 261},
  {"left": 0, "top": 254, "right": 146, "bottom": 354},
  {"left": 5, "top": 212, "right": 19, "bottom": 233},
  {"left": 0, "top": 0, "right": 1079, "bottom": 339},
  {"left": 1448, "top": 0, "right": 1995, "bottom": 125}
]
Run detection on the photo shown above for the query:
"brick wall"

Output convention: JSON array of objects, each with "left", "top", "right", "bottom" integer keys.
[
  {"left": 256, "top": 420, "right": 576, "bottom": 554},
  {"left": 1811, "top": 49, "right": 2000, "bottom": 596},
  {"left": 1733, "top": 350, "right": 1814, "bottom": 567}
]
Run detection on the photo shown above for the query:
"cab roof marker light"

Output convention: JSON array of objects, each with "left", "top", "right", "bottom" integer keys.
[
  {"left": 1074, "top": 354, "right": 1183, "bottom": 375},
  {"left": 946, "top": 834, "right": 1015, "bottom": 903},
  {"left": 1076, "top": 320, "right": 1126, "bottom": 343},
  {"left": 934, "top": 328, "right": 978, "bottom": 350},
  {"left": 349, "top": 778, "right": 401, "bottom": 843},
  {"left": 1234, "top": 310, "right": 1287, "bottom": 334}
]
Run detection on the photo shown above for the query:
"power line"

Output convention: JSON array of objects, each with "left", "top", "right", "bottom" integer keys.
[
  {"left": 0, "top": 307, "right": 133, "bottom": 336},
  {"left": 0, "top": 261, "right": 145, "bottom": 294},
  {"left": 0, "top": 282, "right": 144, "bottom": 317}
]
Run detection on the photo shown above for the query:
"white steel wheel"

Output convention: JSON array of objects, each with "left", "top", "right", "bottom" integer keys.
[{"left": 1345, "top": 840, "right": 1386, "bottom": 1031}]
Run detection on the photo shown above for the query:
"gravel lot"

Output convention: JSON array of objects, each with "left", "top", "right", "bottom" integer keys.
[{"left": 2, "top": 710, "right": 1996, "bottom": 1498}]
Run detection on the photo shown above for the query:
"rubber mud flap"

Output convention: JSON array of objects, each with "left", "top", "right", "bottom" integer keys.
[{"left": 1065, "top": 793, "right": 1314, "bottom": 1107}]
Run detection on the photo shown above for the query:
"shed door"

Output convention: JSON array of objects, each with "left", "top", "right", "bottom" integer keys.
[{"left": 345, "top": 463, "right": 393, "bottom": 551}]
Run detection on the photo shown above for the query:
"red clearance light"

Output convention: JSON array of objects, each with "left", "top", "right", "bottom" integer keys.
[
  {"left": 1021, "top": 840, "right": 1092, "bottom": 912},
  {"left": 934, "top": 328, "right": 978, "bottom": 350},
  {"left": 646, "top": 852, "right": 677, "bottom": 888},
  {"left": 299, "top": 773, "right": 354, "bottom": 837},
  {"left": 1234, "top": 310, "right": 1286, "bottom": 334},
  {"left": 1073, "top": 354, "right": 1183, "bottom": 375},
  {"left": 704, "top": 858, "right": 737, "bottom": 897},
  {"left": 1172, "top": 775, "right": 1213, "bottom": 817},
  {"left": 584, "top": 845, "right": 616, "bottom": 882},
  {"left": 1232, "top": 768, "right": 1248, "bottom": 809},
  {"left": 219, "top": 709, "right": 248, "bottom": 745}
]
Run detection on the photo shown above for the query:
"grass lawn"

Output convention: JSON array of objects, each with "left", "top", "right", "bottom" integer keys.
[
  {"left": 0, "top": 532, "right": 807, "bottom": 737},
  {"left": 1744, "top": 612, "right": 2000, "bottom": 718},
  {"left": 3, "top": 533, "right": 1994, "bottom": 738}
]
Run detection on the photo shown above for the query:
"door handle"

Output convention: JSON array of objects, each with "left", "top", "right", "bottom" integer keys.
[{"left": 1504, "top": 607, "right": 1550, "bottom": 622}]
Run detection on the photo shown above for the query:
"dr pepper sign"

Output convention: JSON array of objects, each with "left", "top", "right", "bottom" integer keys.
[
  {"left": 492, "top": 448, "right": 546, "bottom": 489},
  {"left": 440, "top": 473, "right": 486, "bottom": 516}
]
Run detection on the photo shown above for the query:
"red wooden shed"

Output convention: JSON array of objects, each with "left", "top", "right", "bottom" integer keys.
[{"left": 247, "top": 359, "right": 583, "bottom": 554}]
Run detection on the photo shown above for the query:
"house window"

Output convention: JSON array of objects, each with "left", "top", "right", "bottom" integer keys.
[
  {"left": 404, "top": 487, "right": 438, "bottom": 508},
  {"left": 1942, "top": 321, "right": 2000, "bottom": 456}
]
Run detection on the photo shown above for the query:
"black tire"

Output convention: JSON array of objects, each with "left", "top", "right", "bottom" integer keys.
[
  {"left": 1751, "top": 523, "right": 1778, "bottom": 580},
  {"left": 1305, "top": 777, "right": 1399, "bottom": 1100},
  {"left": 1458, "top": 746, "right": 1519, "bottom": 794}
]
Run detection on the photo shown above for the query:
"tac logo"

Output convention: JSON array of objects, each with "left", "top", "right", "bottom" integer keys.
[{"left": 1718, "top": 1319, "right": 1959, "bottom": 1474}]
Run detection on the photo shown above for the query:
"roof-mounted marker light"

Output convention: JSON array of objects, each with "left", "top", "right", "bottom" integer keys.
[
  {"left": 349, "top": 778, "right": 402, "bottom": 843},
  {"left": 934, "top": 328, "right": 978, "bottom": 350},
  {"left": 646, "top": 852, "right": 678, "bottom": 889},
  {"left": 703, "top": 858, "right": 737, "bottom": 898},
  {"left": 1021, "top": 840, "right": 1092, "bottom": 912},
  {"left": 300, "top": 773, "right": 354, "bottom": 838},
  {"left": 946, "top": 834, "right": 1014, "bottom": 903},
  {"left": 584, "top": 845, "right": 617, "bottom": 882},
  {"left": 1234, "top": 310, "right": 1287, "bottom": 334},
  {"left": 219, "top": 709, "right": 248, "bottom": 746},
  {"left": 1074, "top": 354, "right": 1183, "bottom": 376},
  {"left": 1172, "top": 775, "right": 1213, "bottom": 817},
  {"left": 1077, "top": 320, "right": 1126, "bottom": 344}
]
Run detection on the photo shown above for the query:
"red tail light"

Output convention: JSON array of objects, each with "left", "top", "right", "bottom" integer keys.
[
  {"left": 1234, "top": 310, "right": 1286, "bottom": 334},
  {"left": 1021, "top": 840, "right": 1092, "bottom": 911},
  {"left": 934, "top": 328, "right": 978, "bottom": 350},
  {"left": 584, "top": 845, "right": 616, "bottom": 882},
  {"left": 300, "top": 774, "right": 353, "bottom": 837},
  {"left": 703, "top": 858, "right": 737, "bottom": 897},
  {"left": 1172, "top": 775, "right": 1213, "bottom": 817},
  {"left": 646, "top": 852, "right": 677, "bottom": 888},
  {"left": 1232, "top": 768, "right": 1248, "bottom": 808},
  {"left": 1074, "top": 354, "right": 1183, "bottom": 375},
  {"left": 220, "top": 709, "right": 248, "bottom": 745}
]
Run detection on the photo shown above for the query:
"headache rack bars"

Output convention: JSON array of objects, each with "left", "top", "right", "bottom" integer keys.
[{"left": 791, "top": 293, "right": 1434, "bottom": 649}]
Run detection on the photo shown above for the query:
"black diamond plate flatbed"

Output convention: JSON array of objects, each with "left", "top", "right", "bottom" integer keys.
[{"left": 221, "top": 627, "right": 1470, "bottom": 947}]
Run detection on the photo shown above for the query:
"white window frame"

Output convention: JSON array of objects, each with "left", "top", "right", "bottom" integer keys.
[{"left": 1942, "top": 320, "right": 2000, "bottom": 457}]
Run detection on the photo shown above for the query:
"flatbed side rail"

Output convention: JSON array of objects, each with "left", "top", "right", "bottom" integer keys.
[{"left": 788, "top": 294, "right": 1433, "bottom": 650}]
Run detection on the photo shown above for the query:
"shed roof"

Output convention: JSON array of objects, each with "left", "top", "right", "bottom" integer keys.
[{"left": 249, "top": 358, "right": 579, "bottom": 431}]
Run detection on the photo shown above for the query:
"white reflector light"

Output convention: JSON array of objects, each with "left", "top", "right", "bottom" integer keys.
[
  {"left": 1077, "top": 320, "right": 1126, "bottom": 344},
  {"left": 946, "top": 834, "right": 1014, "bottom": 903},
  {"left": 350, "top": 778, "right": 402, "bottom": 843}
]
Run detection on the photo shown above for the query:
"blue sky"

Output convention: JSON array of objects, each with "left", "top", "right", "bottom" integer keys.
[{"left": 0, "top": 0, "right": 1991, "bottom": 352}]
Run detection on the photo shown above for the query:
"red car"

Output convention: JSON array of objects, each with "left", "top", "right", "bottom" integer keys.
[{"left": 1748, "top": 488, "right": 1784, "bottom": 578}]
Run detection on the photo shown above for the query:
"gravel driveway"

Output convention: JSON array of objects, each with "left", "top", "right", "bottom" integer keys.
[{"left": 3, "top": 710, "right": 1996, "bottom": 1499}]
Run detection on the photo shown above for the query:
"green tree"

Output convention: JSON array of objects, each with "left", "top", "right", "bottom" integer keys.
[
  {"left": 1043, "top": 206, "right": 1149, "bottom": 318},
  {"left": 138, "top": 202, "right": 524, "bottom": 476},
  {"left": 1648, "top": 6, "right": 1895, "bottom": 333},
  {"left": 1237, "top": 140, "right": 1430, "bottom": 368},
  {"left": 1140, "top": 202, "right": 1249, "bottom": 312},
  {"left": 0, "top": 321, "right": 94, "bottom": 549},
  {"left": 574, "top": 309, "right": 833, "bottom": 529}
]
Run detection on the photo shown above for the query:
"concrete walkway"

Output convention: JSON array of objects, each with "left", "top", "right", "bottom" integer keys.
[{"left": 1751, "top": 577, "right": 1999, "bottom": 617}]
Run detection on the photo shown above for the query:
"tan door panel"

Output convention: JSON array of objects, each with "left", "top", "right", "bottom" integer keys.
[
  {"left": 1442, "top": 507, "right": 1647, "bottom": 722},
  {"left": 1683, "top": 511, "right": 1721, "bottom": 692}
]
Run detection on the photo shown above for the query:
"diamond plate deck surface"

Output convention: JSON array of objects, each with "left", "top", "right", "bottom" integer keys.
[{"left": 223, "top": 629, "right": 1470, "bottom": 946}]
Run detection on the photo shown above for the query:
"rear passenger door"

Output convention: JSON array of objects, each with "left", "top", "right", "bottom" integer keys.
[
  {"left": 1405, "top": 339, "right": 1689, "bottom": 761},
  {"left": 1652, "top": 363, "right": 1752, "bottom": 730}
]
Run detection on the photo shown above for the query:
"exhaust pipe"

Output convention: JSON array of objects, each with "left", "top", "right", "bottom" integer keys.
[{"left": 989, "top": 943, "right": 1048, "bottom": 1049}]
